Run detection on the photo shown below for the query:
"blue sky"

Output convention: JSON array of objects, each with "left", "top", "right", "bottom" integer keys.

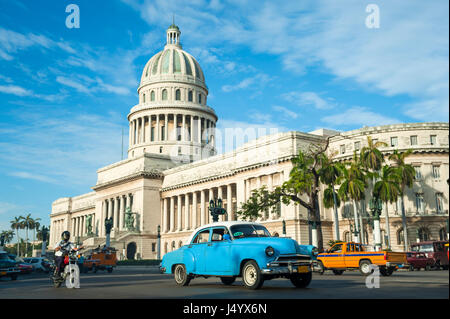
[{"left": 0, "top": 0, "right": 448, "bottom": 238}]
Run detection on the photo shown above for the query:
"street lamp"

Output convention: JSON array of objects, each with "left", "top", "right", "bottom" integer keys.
[
  {"left": 157, "top": 225, "right": 161, "bottom": 261},
  {"left": 209, "top": 198, "right": 226, "bottom": 222},
  {"left": 369, "top": 196, "right": 383, "bottom": 251}
]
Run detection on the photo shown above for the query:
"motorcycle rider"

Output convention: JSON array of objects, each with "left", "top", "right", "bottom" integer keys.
[{"left": 53, "top": 231, "right": 82, "bottom": 278}]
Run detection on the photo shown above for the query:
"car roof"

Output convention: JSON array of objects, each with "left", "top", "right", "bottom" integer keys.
[{"left": 186, "top": 221, "right": 264, "bottom": 244}]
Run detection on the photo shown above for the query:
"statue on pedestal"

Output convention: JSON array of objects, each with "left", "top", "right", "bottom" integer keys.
[
  {"left": 86, "top": 215, "right": 93, "bottom": 236},
  {"left": 124, "top": 207, "right": 136, "bottom": 231}
]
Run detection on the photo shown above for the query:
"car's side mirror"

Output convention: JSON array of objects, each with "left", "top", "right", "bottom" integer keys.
[{"left": 223, "top": 234, "right": 231, "bottom": 242}]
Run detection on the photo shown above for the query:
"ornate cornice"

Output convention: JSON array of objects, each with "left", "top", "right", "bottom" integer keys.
[{"left": 92, "top": 171, "right": 164, "bottom": 191}]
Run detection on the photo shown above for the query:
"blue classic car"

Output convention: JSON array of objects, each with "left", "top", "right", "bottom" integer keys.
[{"left": 160, "top": 221, "right": 318, "bottom": 289}]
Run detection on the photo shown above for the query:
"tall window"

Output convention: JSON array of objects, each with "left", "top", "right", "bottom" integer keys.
[
  {"left": 151, "top": 127, "right": 155, "bottom": 141},
  {"left": 198, "top": 93, "right": 202, "bottom": 104},
  {"left": 143, "top": 93, "right": 146, "bottom": 103},
  {"left": 439, "top": 228, "right": 447, "bottom": 240},
  {"left": 414, "top": 166, "right": 422, "bottom": 180},
  {"left": 410, "top": 135, "right": 418, "bottom": 145},
  {"left": 188, "top": 90, "right": 193, "bottom": 102},
  {"left": 340, "top": 145, "right": 345, "bottom": 154},
  {"left": 161, "top": 126, "right": 165, "bottom": 140},
  {"left": 397, "top": 228, "right": 404, "bottom": 245},
  {"left": 418, "top": 227, "right": 431, "bottom": 242},
  {"left": 430, "top": 135, "right": 437, "bottom": 145},
  {"left": 151, "top": 90, "right": 155, "bottom": 101},
  {"left": 175, "top": 89, "right": 181, "bottom": 101},
  {"left": 432, "top": 165, "right": 440, "bottom": 179},
  {"left": 162, "top": 89, "right": 168, "bottom": 100},
  {"left": 390, "top": 136, "right": 398, "bottom": 147},
  {"left": 435, "top": 193, "right": 444, "bottom": 213},
  {"left": 415, "top": 193, "right": 424, "bottom": 213},
  {"left": 354, "top": 141, "right": 361, "bottom": 151}
]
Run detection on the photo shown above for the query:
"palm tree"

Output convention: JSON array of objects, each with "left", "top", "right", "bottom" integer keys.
[
  {"left": 1, "top": 230, "right": 14, "bottom": 247},
  {"left": 23, "top": 214, "right": 34, "bottom": 257},
  {"left": 320, "top": 159, "right": 343, "bottom": 241},
  {"left": 10, "top": 216, "right": 24, "bottom": 256},
  {"left": 373, "top": 165, "right": 402, "bottom": 249},
  {"left": 360, "top": 136, "right": 387, "bottom": 173},
  {"left": 389, "top": 149, "right": 415, "bottom": 251},
  {"left": 338, "top": 155, "right": 366, "bottom": 243}
]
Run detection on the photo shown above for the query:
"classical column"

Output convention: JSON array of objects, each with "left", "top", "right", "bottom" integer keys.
[
  {"left": 165, "top": 114, "right": 169, "bottom": 141},
  {"left": 177, "top": 195, "right": 182, "bottom": 231},
  {"left": 200, "top": 190, "right": 205, "bottom": 226},
  {"left": 268, "top": 174, "right": 274, "bottom": 220},
  {"left": 114, "top": 197, "right": 120, "bottom": 230},
  {"left": 129, "top": 121, "right": 132, "bottom": 147},
  {"left": 192, "top": 192, "right": 198, "bottom": 229},
  {"left": 119, "top": 196, "right": 124, "bottom": 230},
  {"left": 236, "top": 180, "right": 245, "bottom": 216},
  {"left": 156, "top": 114, "right": 160, "bottom": 141},
  {"left": 190, "top": 115, "right": 194, "bottom": 142},
  {"left": 184, "top": 193, "right": 190, "bottom": 230},
  {"left": 163, "top": 198, "right": 168, "bottom": 233},
  {"left": 133, "top": 120, "right": 137, "bottom": 144},
  {"left": 170, "top": 197, "right": 175, "bottom": 232},
  {"left": 182, "top": 114, "right": 186, "bottom": 141},
  {"left": 208, "top": 188, "right": 214, "bottom": 224},
  {"left": 197, "top": 117, "right": 202, "bottom": 143},
  {"left": 227, "top": 184, "right": 233, "bottom": 221}
]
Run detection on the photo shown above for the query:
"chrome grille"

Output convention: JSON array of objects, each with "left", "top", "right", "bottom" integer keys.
[{"left": 275, "top": 254, "right": 311, "bottom": 263}]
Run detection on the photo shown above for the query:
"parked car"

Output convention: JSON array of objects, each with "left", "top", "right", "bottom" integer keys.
[
  {"left": 406, "top": 252, "right": 434, "bottom": 271},
  {"left": 0, "top": 250, "right": 20, "bottom": 280},
  {"left": 317, "top": 242, "right": 407, "bottom": 276},
  {"left": 410, "top": 241, "right": 449, "bottom": 270},
  {"left": 8, "top": 255, "right": 33, "bottom": 274},
  {"left": 23, "top": 257, "right": 52, "bottom": 273},
  {"left": 160, "top": 221, "right": 317, "bottom": 289}
]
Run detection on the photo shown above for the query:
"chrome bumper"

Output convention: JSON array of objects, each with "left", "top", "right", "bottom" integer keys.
[
  {"left": 261, "top": 260, "right": 312, "bottom": 274},
  {"left": 159, "top": 265, "right": 166, "bottom": 274}
]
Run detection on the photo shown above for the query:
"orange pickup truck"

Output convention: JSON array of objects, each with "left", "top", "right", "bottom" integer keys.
[
  {"left": 83, "top": 248, "right": 117, "bottom": 273},
  {"left": 317, "top": 242, "right": 407, "bottom": 276}
]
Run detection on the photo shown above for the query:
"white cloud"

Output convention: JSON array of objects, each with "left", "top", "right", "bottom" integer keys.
[
  {"left": 0, "top": 84, "right": 32, "bottom": 96},
  {"left": 282, "top": 91, "right": 335, "bottom": 110},
  {"left": 8, "top": 171, "right": 56, "bottom": 184},
  {"left": 221, "top": 73, "right": 270, "bottom": 92},
  {"left": 321, "top": 106, "right": 400, "bottom": 127},
  {"left": 272, "top": 105, "right": 299, "bottom": 119}
]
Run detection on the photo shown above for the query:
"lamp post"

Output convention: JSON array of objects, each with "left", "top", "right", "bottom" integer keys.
[
  {"left": 369, "top": 196, "right": 383, "bottom": 251},
  {"left": 209, "top": 198, "right": 226, "bottom": 222},
  {"left": 157, "top": 225, "right": 161, "bottom": 261},
  {"left": 282, "top": 220, "right": 286, "bottom": 237},
  {"left": 309, "top": 220, "right": 321, "bottom": 248}
]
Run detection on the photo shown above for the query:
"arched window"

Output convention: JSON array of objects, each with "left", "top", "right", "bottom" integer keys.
[
  {"left": 198, "top": 93, "right": 202, "bottom": 104},
  {"left": 171, "top": 241, "right": 176, "bottom": 251},
  {"left": 418, "top": 227, "right": 431, "bottom": 242},
  {"left": 175, "top": 89, "right": 181, "bottom": 101},
  {"left": 162, "top": 89, "right": 168, "bottom": 101},
  {"left": 188, "top": 90, "right": 193, "bottom": 102},
  {"left": 397, "top": 228, "right": 404, "bottom": 245},
  {"left": 142, "top": 93, "right": 146, "bottom": 103},
  {"left": 178, "top": 241, "right": 183, "bottom": 248},
  {"left": 151, "top": 90, "right": 155, "bottom": 101}
]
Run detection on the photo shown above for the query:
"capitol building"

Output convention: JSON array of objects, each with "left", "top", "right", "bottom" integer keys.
[{"left": 49, "top": 25, "right": 449, "bottom": 259}]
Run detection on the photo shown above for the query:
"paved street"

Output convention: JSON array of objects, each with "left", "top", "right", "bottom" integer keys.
[{"left": 0, "top": 266, "right": 448, "bottom": 299}]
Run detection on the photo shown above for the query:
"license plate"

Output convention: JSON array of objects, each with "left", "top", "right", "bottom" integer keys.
[{"left": 297, "top": 266, "right": 309, "bottom": 273}]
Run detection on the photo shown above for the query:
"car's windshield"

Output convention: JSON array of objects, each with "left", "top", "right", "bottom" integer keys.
[
  {"left": 230, "top": 224, "right": 271, "bottom": 239},
  {"left": 411, "top": 244, "right": 434, "bottom": 252}
]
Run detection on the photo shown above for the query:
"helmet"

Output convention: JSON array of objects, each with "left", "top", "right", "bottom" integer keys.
[{"left": 61, "top": 231, "right": 70, "bottom": 241}]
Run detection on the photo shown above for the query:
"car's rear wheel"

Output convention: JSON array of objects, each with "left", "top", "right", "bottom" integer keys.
[
  {"left": 359, "top": 260, "right": 374, "bottom": 276},
  {"left": 290, "top": 272, "right": 312, "bottom": 288},
  {"left": 242, "top": 260, "right": 264, "bottom": 290},
  {"left": 174, "top": 264, "right": 191, "bottom": 286},
  {"left": 220, "top": 276, "right": 236, "bottom": 285}
]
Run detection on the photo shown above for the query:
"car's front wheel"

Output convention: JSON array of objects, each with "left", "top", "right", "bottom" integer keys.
[
  {"left": 220, "top": 276, "right": 236, "bottom": 285},
  {"left": 242, "top": 260, "right": 264, "bottom": 290},
  {"left": 290, "top": 272, "right": 312, "bottom": 288},
  {"left": 174, "top": 264, "right": 191, "bottom": 286}
]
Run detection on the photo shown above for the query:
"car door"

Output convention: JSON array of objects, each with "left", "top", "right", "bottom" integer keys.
[
  {"left": 204, "top": 227, "right": 232, "bottom": 275},
  {"left": 344, "top": 243, "right": 358, "bottom": 268},
  {"left": 186, "top": 228, "right": 210, "bottom": 274},
  {"left": 324, "top": 243, "right": 344, "bottom": 269}
]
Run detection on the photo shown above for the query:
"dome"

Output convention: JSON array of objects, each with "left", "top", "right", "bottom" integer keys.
[{"left": 139, "top": 24, "right": 206, "bottom": 88}]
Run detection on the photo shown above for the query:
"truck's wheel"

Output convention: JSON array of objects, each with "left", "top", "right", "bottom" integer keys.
[
  {"left": 174, "top": 264, "right": 191, "bottom": 286},
  {"left": 359, "top": 260, "right": 374, "bottom": 276},
  {"left": 107, "top": 267, "right": 113, "bottom": 273},
  {"left": 332, "top": 269, "right": 344, "bottom": 275},
  {"left": 242, "top": 260, "right": 264, "bottom": 290},
  {"left": 290, "top": 272, "right": 312, "bottom": 288},
  {"left": 220, "top": 276, "right": 236, "bottom": 285},
  {"left": 380, "top": 267, "right": 394, "bottom": 276}
]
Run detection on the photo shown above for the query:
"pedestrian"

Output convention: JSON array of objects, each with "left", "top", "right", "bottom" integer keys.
[{"left": 77, "top": 253, "right": 85, "bottom": 273}]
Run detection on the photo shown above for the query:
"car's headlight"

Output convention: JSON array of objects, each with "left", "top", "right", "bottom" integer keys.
[
  {"left": 265, "top": 246, "right": 275, "bottom": 257},
  {"left": 311, "top": 247, "right": 319, "bottom": 256}
]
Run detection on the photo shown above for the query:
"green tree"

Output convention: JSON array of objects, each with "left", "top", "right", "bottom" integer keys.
[
  {"left": 10, "top": 216, "right": 24, "bottom": 256},
  {"left": 373, "top": 165, "right": 402, "bottom": 249},
  {"left": 388, "top": 149, "right": 415, "bottom": 251},
  {"left": 237, "top": 142, "right": 333, "bottom": 251},
  {"left": 1, "top": 230, "right": 14, "bottom": 245},
  {"left": 337, "top": 153, "right": 366, "bottom": 243},
  {"left": 22, "top": 214, "right": 35, "bottom": 257}
]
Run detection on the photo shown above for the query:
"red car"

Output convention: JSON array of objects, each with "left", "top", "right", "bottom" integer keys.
[
  {"left": 410, "top": 241, "right": 449, "bottom": 270},
  {"left": 406, "top": 252, "right": 434, "bottom": 271}
]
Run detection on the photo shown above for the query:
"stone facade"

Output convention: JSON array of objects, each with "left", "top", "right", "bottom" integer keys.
[{"left": 49, "top": 26, "right": 449, "bottom": 259}]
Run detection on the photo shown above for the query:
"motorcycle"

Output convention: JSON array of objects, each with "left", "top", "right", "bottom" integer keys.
[{"left": 51, "top": 249, "right": 81, "bottom": 288}]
